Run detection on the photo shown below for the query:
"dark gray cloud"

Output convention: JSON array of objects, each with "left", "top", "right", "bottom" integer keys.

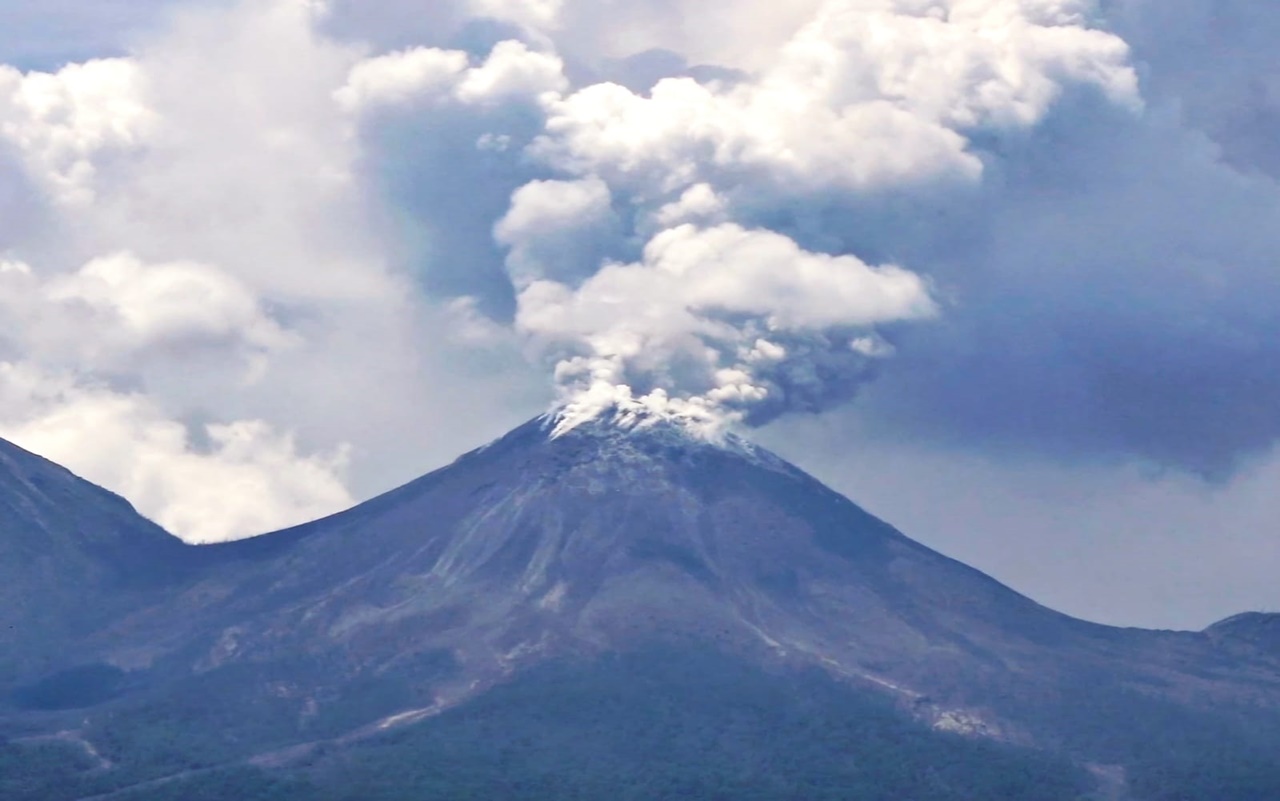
[
  {"left": 1104, "top": 0, "right": 1280, "bottom": 179},
  {"left": 870, "top": 88, "right": 1280, "bottom": 473},
  {"left": 830, "top": 78, "right": 1280, "bottom": 476},
  {"left": 357, "top": 102, "right": 542, "bottom": 319}
]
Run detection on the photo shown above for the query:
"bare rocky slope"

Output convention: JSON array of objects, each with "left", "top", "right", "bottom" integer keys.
[{"left": 3, "top": 411, "right": 1280, "bottom": 800}]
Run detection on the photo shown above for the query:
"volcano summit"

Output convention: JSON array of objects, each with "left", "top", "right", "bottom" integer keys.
[{"left": 3, "top": 410, "right": 1280, "bottom": 800}]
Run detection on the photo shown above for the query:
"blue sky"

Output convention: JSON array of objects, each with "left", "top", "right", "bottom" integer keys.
[{"left": 0, "top": 0, "right": 1277, "bottom": 629}]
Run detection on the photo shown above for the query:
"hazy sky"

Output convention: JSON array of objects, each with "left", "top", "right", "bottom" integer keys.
[{"left": 0, "top": 0, "right": 1276, "bottom": 630}]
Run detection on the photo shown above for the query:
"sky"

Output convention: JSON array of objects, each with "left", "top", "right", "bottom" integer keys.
[{"left": 0, "top": 0, "right": 1276, "bottom": 630}]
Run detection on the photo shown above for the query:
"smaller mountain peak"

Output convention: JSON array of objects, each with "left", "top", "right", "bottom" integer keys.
[
  {"left": 1204, "top": 612, "right": 1280, "bottom": 657},
  {"left": 1206, "top": 611, "right": 1280, "bottom": 631}
]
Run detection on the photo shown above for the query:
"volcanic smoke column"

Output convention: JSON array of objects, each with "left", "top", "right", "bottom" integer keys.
[{"left": 503, "top": 196, "right": 938, "bottom": 435}]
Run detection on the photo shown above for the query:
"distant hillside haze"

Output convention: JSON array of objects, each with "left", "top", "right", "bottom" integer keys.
[{"left": 1, "top": 410, "right": 1279, "bottom": 800}]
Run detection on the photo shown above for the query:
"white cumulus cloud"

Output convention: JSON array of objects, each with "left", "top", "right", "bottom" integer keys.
[
  {"left": 0, "top": 57, "right": 157, "bottom": 206},
  {"left": 0, "top": 363, "right": 352, "bottom": 543},
  {"left": 336, "top": 39, "right": 565, "bottom": 113}
]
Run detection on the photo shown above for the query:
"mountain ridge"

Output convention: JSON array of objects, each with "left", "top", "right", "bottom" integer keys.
[
  {"left": 4, "top": 415, "right": 1280, "bottom": 799},
  {"left": 0, "top": 435, "right": 200, "bottom": 683}
]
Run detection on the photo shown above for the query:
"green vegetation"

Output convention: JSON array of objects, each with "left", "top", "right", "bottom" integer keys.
[
  {"left": 297, "top": 647, "right": 1092, "bottom": 801},
  {"left": 11, "top": 663, "right": 127, "bottom": 711},
  {"left": 81, "top": 650, "right": 452, "bottom": 778},
  {"left": 0, "top": 738, "right": 107, "bottom": 801},
  {"left": 1018, "top": 670, "right": 1280, "bottom": 801},
  {"left": 109, "top": 768, "right": 317, "bottom": 801},
  {"left": 1, "top": 648, "right": 1095, "bottom": 801},
  {"left": 7, "top": 648, "right": 1280, "bottom": 800},
  {"left": 0, "top": 651, "right": 459, "bottom": 800}
]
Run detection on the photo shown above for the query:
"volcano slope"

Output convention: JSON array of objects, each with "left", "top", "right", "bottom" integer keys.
[
  {"left": 4, "top": 412, "right": 1280, "bottom": 800},
  {"left": 0, "top": 437, "right": 201, "bottom": 689}
]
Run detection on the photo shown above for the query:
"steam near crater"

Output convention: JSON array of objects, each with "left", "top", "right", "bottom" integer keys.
[{"left": 519, "top": 222, "right": 937, "bottom": 437}]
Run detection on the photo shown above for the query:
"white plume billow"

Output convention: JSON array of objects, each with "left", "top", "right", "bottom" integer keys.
[{"left": 513, "top": 222, "right": 937, "bottom": 436}]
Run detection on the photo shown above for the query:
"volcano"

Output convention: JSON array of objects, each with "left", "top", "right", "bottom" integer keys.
[{"left": 4, "top": 411, "right": 1280, "bottom": 800}]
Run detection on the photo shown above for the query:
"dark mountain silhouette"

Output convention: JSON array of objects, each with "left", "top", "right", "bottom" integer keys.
[
  {"left": 2, "top": 411, "right": 1280, "bottom": 800},
  {"left": 0, "top": 437, "right": 199, "bottom": 684}
]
